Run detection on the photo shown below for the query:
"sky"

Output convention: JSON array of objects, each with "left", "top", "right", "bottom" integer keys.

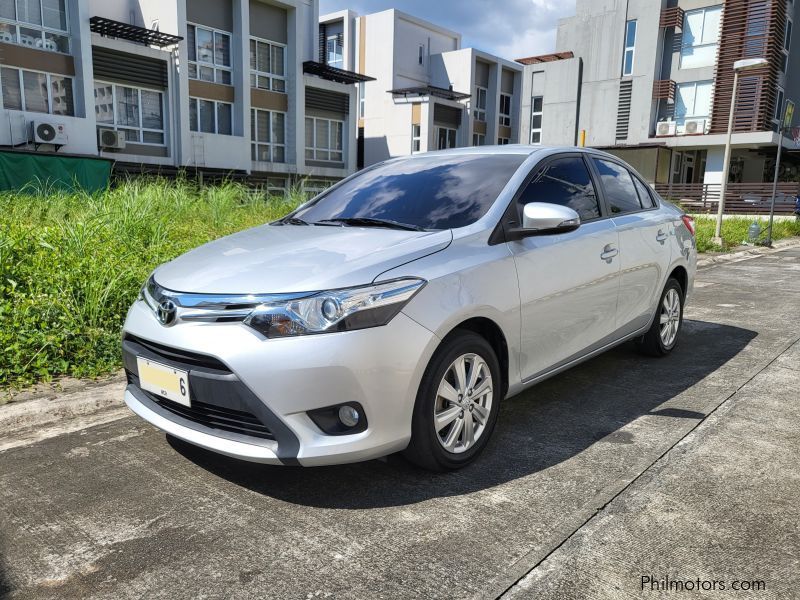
[{"left": 319, "top": 0, "right": 577, "bottom": 61}]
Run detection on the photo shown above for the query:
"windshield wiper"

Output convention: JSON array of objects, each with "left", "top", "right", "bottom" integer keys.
[
  {"left": 278, "top": 216, "right": 311, "bottom": 226},
  {"left": 317, "top": 217, "right": 427, "bottom": 231}
]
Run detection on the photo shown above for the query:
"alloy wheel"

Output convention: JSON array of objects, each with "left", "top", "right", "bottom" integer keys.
[
  {"left": 659, "top": 288, "right": 681, "bottom": 347},
  {"left": 434, "top": 353, "right": 493, "bottom": 454}
]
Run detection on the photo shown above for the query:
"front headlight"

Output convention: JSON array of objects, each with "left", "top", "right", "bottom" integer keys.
[{"left": 243, "top": 278, "right": 426, "bottom": 338}]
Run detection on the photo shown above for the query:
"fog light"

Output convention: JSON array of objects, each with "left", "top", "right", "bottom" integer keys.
[{"left": 338, "top": 405, "right": 360, "bottom": 427}]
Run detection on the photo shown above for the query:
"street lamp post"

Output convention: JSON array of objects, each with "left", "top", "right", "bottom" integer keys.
[{"left": 712, "top": 58, "right": 769, "bottom": 247}]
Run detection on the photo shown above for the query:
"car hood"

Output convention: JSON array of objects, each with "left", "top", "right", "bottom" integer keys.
[{"left": 153, "top": 224, "right": 453, "bottom": 294}]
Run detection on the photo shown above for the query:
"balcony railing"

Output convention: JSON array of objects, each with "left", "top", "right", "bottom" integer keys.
[{"left": 654, "top": 182, "right": 800, "bottom": 214}]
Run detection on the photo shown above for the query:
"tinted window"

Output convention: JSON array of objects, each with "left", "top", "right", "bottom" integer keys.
[
  {"left": 518, "top": 156, "right": 601, "bottom": 221},
  {"left": 593, "top": 159, "right": 642, "bottom": 214},
  {"left": 632, "top": 175, "right": 656, "bottom": 209},
  {"left": 295, "top": 154, "right": 526, "bottom": 230}
]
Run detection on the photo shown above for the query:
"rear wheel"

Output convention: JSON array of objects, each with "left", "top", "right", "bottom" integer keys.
[
  {"left": 404, "top": 331, "right": 502, "bottom": 471},
  {"left": 636, "top": 278, "right": 684, "bottom": 357}
]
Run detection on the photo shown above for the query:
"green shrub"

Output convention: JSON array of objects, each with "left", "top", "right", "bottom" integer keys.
[{"left": 1, "top": 178, "right": 303, "bottom": 388}]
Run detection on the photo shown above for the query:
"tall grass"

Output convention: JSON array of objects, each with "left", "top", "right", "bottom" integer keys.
[{"left": 1, "top": 178, "right": 304, "bottom": 388}]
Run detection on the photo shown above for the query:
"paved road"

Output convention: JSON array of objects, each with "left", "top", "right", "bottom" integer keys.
[{"left": 1, "top": 249, "right": 799, "bottom": 600}]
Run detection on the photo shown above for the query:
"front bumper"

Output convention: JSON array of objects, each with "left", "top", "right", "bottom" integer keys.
[{"left": 122, "top": 298, "right": 439, "bottom": 466}]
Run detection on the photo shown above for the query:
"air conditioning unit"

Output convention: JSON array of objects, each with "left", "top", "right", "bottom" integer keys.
[
  {"left": 683, "top": 118, "right": 707, "bottom": 135},
  {"left": 656, "top": 121, "right": 677, "bottom": 137},
  {"left": 31, "top": 121, "right": 68, "bottom": 145},
  {"left": 98, "top": 128, "right": 126, "bottom": 150}
]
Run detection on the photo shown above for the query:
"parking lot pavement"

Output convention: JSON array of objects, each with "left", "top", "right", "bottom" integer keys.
[{"left": 0, "top": 248, "right": 798, "bottom": 600}]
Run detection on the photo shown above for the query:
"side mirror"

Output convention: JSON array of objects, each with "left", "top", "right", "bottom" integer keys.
[{"left": 507, "top": 203, "right": 581, "bottom": 240}]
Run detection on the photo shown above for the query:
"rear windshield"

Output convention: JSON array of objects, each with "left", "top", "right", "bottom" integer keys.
[{"left": 294, "top": 154, "right": 527, "bottom": 230}]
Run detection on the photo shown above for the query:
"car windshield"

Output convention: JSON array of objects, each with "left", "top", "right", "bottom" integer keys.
[{"left": 293, "top": 154, "right": 527, "bottom": 230}]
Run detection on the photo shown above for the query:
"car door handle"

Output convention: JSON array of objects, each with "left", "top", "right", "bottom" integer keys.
[
  {"left": 656, "top": 230, "right": 668, "bottom": 244},
  {"left": 600, "top": 245, "right": 618, "bottom": 262}
]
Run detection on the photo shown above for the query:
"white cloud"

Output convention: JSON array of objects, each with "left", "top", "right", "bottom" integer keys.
[{"left": 319, "top": 0, "right": 576, "bottom": 60}]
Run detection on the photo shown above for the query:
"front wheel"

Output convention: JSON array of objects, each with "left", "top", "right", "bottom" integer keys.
[
  {"left": 636, "top": 278, "right": 684, "bottom": 356},
  {"left": 404, "top": 331, "right": 502, "bottom": 471}
]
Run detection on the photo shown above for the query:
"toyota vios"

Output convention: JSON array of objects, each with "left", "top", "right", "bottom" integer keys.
[{"left": 122, "top": 146, "right": 696, "bottom": 470}]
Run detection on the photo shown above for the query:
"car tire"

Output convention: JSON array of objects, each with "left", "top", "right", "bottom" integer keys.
[
  {"left": 404, "top": 330, "right": 502, "bottom": 471},
  {"left": 636, "top": 277, "right": 684, "bottom": 357}
]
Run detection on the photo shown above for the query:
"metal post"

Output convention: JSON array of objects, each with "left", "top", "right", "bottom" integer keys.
[
  {"left": 713, "top": 70, "right": 739, "bottom": 245},
  {"left": 766, "top": 125, "right": 784, "bottom": 246}
]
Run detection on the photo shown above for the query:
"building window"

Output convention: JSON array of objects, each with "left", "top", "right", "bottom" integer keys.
[
  {"left": 189, "top": 97, "right": 232, "bottom": 135},
  {"left": 306, "top": 116, "right": 344, "bottom": 162},
  {"left": 499, "top": 93, "right": 512, "bottom": 127},
  {"left": 411, "top": 124, "right": 421, "bottom": 153},
  {"left": 418, "top": 44, "right": 425, "bottom": 66},
  {"left": 622, "top": 20, "right": 636, "bottom": 76},
  {"left": 436, "top": 126, "right": 456, "bottom": 150},
  {"left": 498, "top": 137, "right": 510, "bottom": 145},
  {"left": 0, "top": 66, "right": 73, "bottom": 115},
  {"left": 472, "top": 133, "right": 485, "bottom": 146},
  {"left": 530, "top": 96, "right": 543, "bottom": 144},
  {"left": 674, "top": 80, "right": 713, "bottom": 125},
  {"left": 188, "top": 23, "right": 232, "bottom": 85},
  {"left": 251, "top": 108, "right": 286, "bottom": 163},
  {"left": 358, "top": 82, "right": 365, "bottom": 118},
  {"left": 775, "top": 87, "right": 785, "bottom": 122},
  {"left": 474, "top": 86, "right": 487, "bottom": 121},
  {"left": 250, "top": 37, "right": 285, "bottom": 92},
  {"left": 326, "top": 34, "right": 343, "bottom": 68},
  {"left": 94, "top": 82, "right": 164, "bottom": 145},
  {"left": 0, "top": 0, "right": 69, "bottom": 53},
  {"left": 680, "top": 6, "right": 722, "bottom": 69}
]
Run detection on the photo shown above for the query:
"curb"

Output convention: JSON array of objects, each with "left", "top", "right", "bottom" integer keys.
[
  {"left": 0, "top": 375, "right": 126, "bottom": 442},
  {"left": 697, "top": 237, "right": 800, "bottom": 269}
]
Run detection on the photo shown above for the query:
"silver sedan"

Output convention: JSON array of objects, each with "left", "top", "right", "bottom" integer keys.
[{"left": 122, "top": 146, "right": 696, "bottom": 470}]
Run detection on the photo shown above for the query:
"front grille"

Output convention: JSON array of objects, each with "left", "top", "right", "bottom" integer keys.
[
  {"left": 150, "top": 393, "right": 274, "bottom": 440},
  {"left": 123, "top": 334, "right": 230, "bottom": 372},
  {"left": 126, "top": 369, "right": 274, "bottom": 441}
]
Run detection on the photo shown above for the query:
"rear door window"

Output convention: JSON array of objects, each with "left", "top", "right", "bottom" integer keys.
[
  {"left": 592, "top": 158, "right": 643, "bottom": 215},
  {"left": 632, "top": 175, "right": 656, "bottom": 209},
  {"left": 517, "top": 156, "right": 601, "bottom": 221}
]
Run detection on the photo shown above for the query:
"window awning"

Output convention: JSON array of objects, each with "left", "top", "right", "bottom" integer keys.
[
  {"left": 388, "top": 85, "right": 471, "bottom": 101},
  {"left": 89, "top": 16, "right": 183, "bottom": 48},
  {"left": 302, "top": 61, "right": 375, "bottom": 85}
]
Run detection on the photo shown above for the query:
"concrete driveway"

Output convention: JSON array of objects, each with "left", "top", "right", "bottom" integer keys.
[{"left": 1, "top": 248, "right": 798, "bottom": 600}]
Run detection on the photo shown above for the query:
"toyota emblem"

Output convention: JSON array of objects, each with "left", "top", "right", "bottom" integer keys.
[{"left": 157, "top": 299, "right": 177, "bottom": 326}]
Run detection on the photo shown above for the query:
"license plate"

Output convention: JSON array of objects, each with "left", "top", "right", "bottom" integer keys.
[{"left": 136, "top": 357, "right": 191, "bottom": 407}]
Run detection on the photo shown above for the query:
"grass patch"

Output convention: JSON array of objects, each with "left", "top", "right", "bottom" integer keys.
[
  {"left": 693, "top": 216, "right": 800, "bottom": 252},
  {"left": 1, "top": 178, "right": 303, "bottom": 389}
]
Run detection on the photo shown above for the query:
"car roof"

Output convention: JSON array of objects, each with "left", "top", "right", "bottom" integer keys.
[{"left": 398, "top": 145, "right": 619, "bottom": 160}]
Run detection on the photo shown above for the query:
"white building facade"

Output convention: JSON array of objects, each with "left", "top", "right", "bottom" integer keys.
[
  {"left": 319, "top": 9, "right": 522, "bottom": 168},
  {"left": 0, "top": 0, "right": 368, "bottom": 190}
]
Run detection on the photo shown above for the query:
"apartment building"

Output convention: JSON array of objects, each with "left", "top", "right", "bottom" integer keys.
[
  {"left": 319, "top": 8, "right": 522, "bottom": 168},
  {"left": 0, "top": 0, "right": 370, "bottom": 191},
  {"left": 519, "top": 0, "right": 798, "bottom": 193}
]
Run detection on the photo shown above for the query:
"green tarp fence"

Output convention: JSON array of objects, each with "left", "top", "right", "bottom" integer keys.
[{"left": 0, "top": 151, "right": 112, "bottom": 194}]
